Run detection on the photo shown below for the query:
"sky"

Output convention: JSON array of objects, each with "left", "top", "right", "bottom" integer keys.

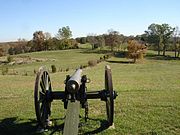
[{"left": 0, "top": 0, "right": 180, "bottom": 42}]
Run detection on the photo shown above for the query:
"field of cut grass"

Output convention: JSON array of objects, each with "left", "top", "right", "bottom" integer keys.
[{"left": 0, "top": 48, "right": 180, "bottom": 135}]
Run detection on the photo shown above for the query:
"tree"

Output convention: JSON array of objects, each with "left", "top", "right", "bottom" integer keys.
[
  {"left": 86, "top": 34, "right": 98, "bottom": 49},
  {"left": 16, "top": 38, "right": 29, "bottom": 53},
  {"left": 8, "top": 47, "right": 15, "bottom": 55},
  {"left": 161, "top": 24, "right": 175, "bottom": 56},
  {"left": 127, "top": 40, "right": 147, "bottom": 63},
  {"left": 56, "top": 26, "right": 72, "bottom": 40},
  {"left": 105, "top": 29, "right": 121, "bottom": 51},
  {"left": 117, "top": 34, "right": 125, "bottom": 51},
  {"left": 17, "top": 38, "right": 26, "bottom": 42},
  {"left": 44, "top": 32, "right": 51, "bottom": 40},
  {"left": 80, "top": 37, "right": 87, "bottom": 44},
  {"left": 96, "top": 35, "right": 105, "bottom": 50},
  {"left": 177, "top": 36, "right": 180, "bottom": 57},
  {"left": 69, "top": 38, "right": 78, "bottom": 49},
  {"left": 172, "top": 26, "right": 180, "bottom": 57},
  {"left": 44, "top": 32, "right": 52, "bottom": 50},
  {"left": 59, "top": 39, "right": 71, "bottom": 49},
  {"left": 33, "top": 31, "right": 45, "bottom": 51},
  {"left": 146, "top": 23, "right": 174, "bottom": 56},
  {"left": 0, "top": 47, "right": 5, "bottom": 57},
  {"left": 51, "top": 37, "right": 60, "bottom": 50}
]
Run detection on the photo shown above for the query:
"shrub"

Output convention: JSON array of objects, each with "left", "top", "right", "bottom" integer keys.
[
  {"left": 34, "top": 69, "right": 37, "bottom": 74},
  {"left": 83, "top": 65, "right": 88, "bottom": 68},
  {"left": 7, "top": 55, "right": 13, "bottom": 63},
  {"left": 103, "top": 55, "right": 109, "bottom": 60},
  {"left": 80, "top": 65, "right": 88, "bottom": 69},
  {"left": 88, "top": 60, "right": 97, "bottom": 67},
  {"left": 127, "top": 40, "right": 147, "bottom": 63},
  {"left": 51, "top": 65, "right": 57, "bottom": 73},
  {"left": 66, "top": 68, "right": 69, "bottom": 72}
]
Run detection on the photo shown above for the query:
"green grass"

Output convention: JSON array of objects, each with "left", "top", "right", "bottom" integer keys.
[
  {"left": 0, "top": 49, "right": 180, "bottom": 135},
  {"left": 0, "top": 49, "right": 105, "bottom": 75}
]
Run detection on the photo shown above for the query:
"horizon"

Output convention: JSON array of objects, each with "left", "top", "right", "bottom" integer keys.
[{"left": 0, "top": 0, "right": 180, "bottom": 42}]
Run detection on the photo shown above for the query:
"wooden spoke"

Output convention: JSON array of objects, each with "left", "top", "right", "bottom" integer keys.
[{"left": 34, "top": 67, "right": 52, "bottom": 128}]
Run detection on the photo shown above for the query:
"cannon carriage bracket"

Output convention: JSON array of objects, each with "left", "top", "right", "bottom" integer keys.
[{"left": 34, "top": 65, "right": 117, "bottom": 133}]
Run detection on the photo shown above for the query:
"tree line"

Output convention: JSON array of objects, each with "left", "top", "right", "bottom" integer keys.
[
  {"left": 0, "top": 23, "right": 180, "bottom": 58},
  {"left": 7, "top": 26, "right": 78, "bottom": 55},
  {"left": 77, "top": 24, "right": 180, "bottom": 58},
  {"left": 142, "top": 24, "right": 180, "bottom": 57}
]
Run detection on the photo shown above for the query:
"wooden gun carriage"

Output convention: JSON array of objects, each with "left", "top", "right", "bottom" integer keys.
[{"left": 34, "top": 65, "right": 117, "bottom": 134}]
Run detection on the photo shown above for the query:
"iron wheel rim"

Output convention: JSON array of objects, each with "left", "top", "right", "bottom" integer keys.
[
  {"left": 105, "top": 65, "right": 114, "bottom": 126},
  {"left": 34, "top": 67, "right": 52, "bottom": 128}
]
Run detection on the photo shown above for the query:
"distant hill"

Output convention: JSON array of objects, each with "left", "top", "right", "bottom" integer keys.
[{"left": 0, "top": 41, "right": 27, "bottom": 47}]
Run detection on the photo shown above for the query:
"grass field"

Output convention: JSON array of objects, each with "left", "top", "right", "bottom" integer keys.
[{"left": 0, "top": 48, "right": 180, "bottom": 135}]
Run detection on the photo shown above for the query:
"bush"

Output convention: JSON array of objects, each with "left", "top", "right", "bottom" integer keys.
[
  {"left": 127, "top": 40, "right": 147, "bottom": 63},
  {"left": 34, "top": 69, "right": 37, "bottom": 74},
  {"left": 51, "top": 65, "right": 57, "bottom": 73},
  {"left": 103, "top": 55, "right": 108, "bottom": 60},
  {"left": 7, "top": 55, "right": 13, "bottom": 63},
  {"left": 2, "top": 67, "right": 8, "bottom": 75},
  {"left": 83, "top": 65, "right": 88, "bottom": 68},
  {"left": 88, "top": 60, "right": 97, "bottom": 67},
  {"left": 66, "top": 68, "right": 69, "bottom": 72},
  {"left": 80, "top": 65, "right": 88, "bottom": 69},
  {"left": 80, "top": 65, "right": 83, "bottom": 69}
]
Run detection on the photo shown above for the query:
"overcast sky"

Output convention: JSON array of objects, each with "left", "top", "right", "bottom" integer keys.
[{"left": 0, "top": 0, "right": 180, "bottom": 42}]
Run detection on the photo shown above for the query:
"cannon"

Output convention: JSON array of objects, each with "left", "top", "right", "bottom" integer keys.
[{"left": 34, "top": 65, "right": 117, "bottom": 134}]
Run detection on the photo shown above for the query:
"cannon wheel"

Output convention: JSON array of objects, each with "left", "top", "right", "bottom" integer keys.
[
  {"left": 34, "top": 67, "right": 52, "bottom": 128},
  {"left": 105, "top": 65, "right": 114, "bottom": 126}
]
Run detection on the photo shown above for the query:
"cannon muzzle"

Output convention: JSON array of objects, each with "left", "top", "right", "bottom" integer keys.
[{"left": 66, "top": 69, "right": 82, "bottom": 93}]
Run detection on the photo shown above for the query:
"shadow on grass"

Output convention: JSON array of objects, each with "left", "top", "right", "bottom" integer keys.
[
  {"left": 0, "top": 117, "right": 65, "bottom": 135},
  {"left": 0, "top": 117, "right": 37, "bottom": 135},
  {"left": 145, "top": 53, "right": 180, "bottom": 61},
  {"left": 0, "top": 117, "right": 109, "bottom": 135},
  {"left": 114, "top": 51, "right": 127, "bottom": 58},
  {"left": 80, "top": 118, "right": 109, "bottom": 135},
  {"left": 107, "top": 60, "right": 133, "bottom": 64}
]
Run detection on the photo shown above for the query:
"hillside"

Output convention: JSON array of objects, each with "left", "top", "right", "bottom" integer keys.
[{"left": 0, "top": 49, "right": 179, "bottom": 135}]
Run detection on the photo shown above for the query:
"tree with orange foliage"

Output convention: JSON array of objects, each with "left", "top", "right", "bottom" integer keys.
[{"left": 127, "top": 40, "right": 147, "bottom": 63}]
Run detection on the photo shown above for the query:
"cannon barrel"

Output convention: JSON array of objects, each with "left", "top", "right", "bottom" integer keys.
[{"left": 66, "top": 69, "right": 82, "bottom": 94}]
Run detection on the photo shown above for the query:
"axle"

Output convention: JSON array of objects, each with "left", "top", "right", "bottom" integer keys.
[{"left": 48, "top": 89, "right": 117, "bottom": 102}]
